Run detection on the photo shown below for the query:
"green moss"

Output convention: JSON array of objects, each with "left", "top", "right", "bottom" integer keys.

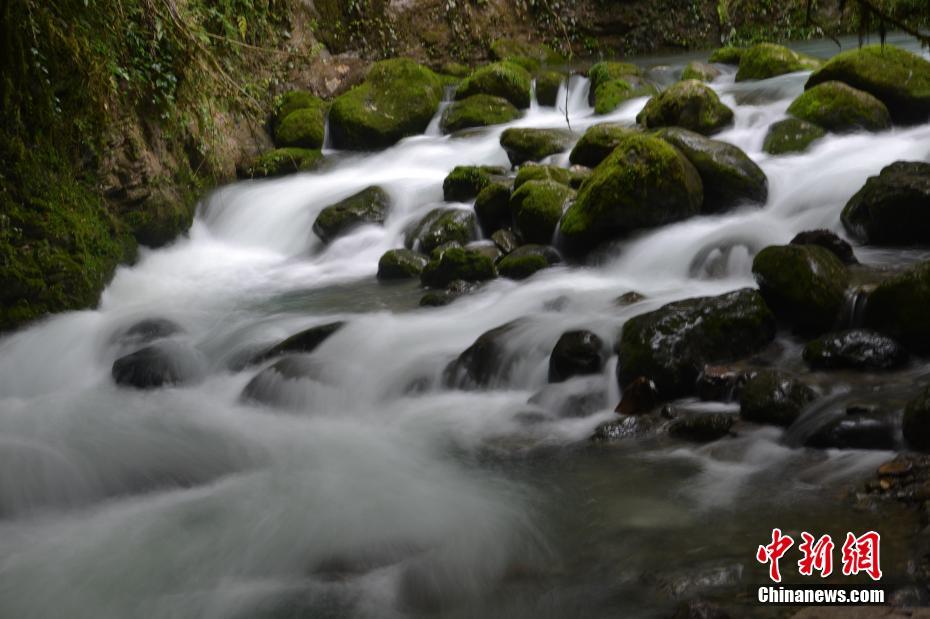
[
  {"left": 708, "top": 46, "right": 743, "bottom": 65},
  {"left": 593, "top": 79, "right": 656, "bottom": 115},
  {"left": 681, "top": 61, "right": 720, "bottom": 82},
  {"left": 502, "top": 55, "right": 540, "bottom": 74},
  {"left": 439, "top": 95, "right": 520, "bottom": 134},
  {"left": 489, "top": 38, "right": 563, "bottom": 65},
  {"left": 243, "top": 148, "right": 324, "bottom": 179},
  {"left": 762, "top": 118, "right": 825, "bottom": 155},
  {"left": 509, "top": 180, "right": 574, "bottom": 244},
  {"left": 569, "top": 123, "right": 636, "bottom": 168},
  {"left": 587, "top": 61, "right": 642, "bottom": 94},
  {"left": 273, "top": 91, "right": 322, "bottom": 128},
  {"left": 787, "top": 81, "right": 890, "bottom": 133},
  {"left": 499, "top": 128, "right": 572, "bottom": 166},
  {"left": 455, "top": 61, "right": 533, "bottom": 109},
  {"left": 275, "top": 105, "right": 326, "bottom": 149},
  {"left": 864, "top": 259, "right": 930, "bottom": 352},
  {"left": 442, "top": 165, "right": 505, "bottom": 202},
  {"left": 513, "top": 164, "right": 572, "bottom": 190},
  {"left": 377, "top": 248, "right": 428, "bottom": 280},
  {"left": 440, "top": 62, "right": 472, "bottom": 78},
  {"left": 735, "top": 43, "right": 820, "bottom": 82},
  {"left": 636, "top": 80, "right": 734, "bottom": 135},
  {"left": 420, "top": 247, "right": 496, "bottom": 288},
  {"left": 535, "top": 71, "right": 563, "bottom": 107}
]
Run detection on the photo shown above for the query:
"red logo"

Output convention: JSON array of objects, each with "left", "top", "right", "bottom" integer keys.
[{"left": 757, "top": 530, "right": 881, "bottom": 582}]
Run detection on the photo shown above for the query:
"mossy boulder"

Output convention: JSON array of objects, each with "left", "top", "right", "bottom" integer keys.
[
  {"left": 474, "top": 182, "right": 512, "bottom": 235},
  {"left": 496, "top": 244, "right": 561, "bottom": 280},
  {"left": 568, "top": 123, "right": 636, "bottom": 168},
  {"left": 803, "top": 329, "right": 907, "bottom": 371},
  {"left": 739, "top": 370, "right": 817, "bottom": 426},
  {"left": 499, "top": 127, "right": 573, "bottom": 166},
  {"left": 636, "top": 80, "right": 734, "bottom": 135},
  {"left": 510, "top": 179, "right": 574, "bottom": 244},
  {"left": 654, "top": 127, "right": 767, "bottom": 212},
  {"left": 751, "top": 244, "right": 849, "bottom": 334},
  {"left": 709, "top": 46, "right": 743, "bottom": 65},
  {"left": 406, "top": 208, "right": 478, "bottom": 254},
  {"left": 588, "top": 61, "right": 642, "bottom": 96},
  {"left": 682, "top": 61, "right": 721, "bottom": 82},
  {"left": 549, "top": 330, "right": 605, "bottom": 382},
  {"left": 312, "top": 186, "right": 390, "bottom": 244},
  {"left": 329, "top": 59, "right": 443, "bottom": 150},
  {"left": 735, "top": 43, "right": 820, "bottom": 82},
  {"left": 274, "top": 97, "right": 327, "bottom": 149},
  {"left": 863, "top": 259, "right": 930, "bottom": 352},
  {"left": 455, "top": 61, "right": 533, "bottom": 109},
  {"left": 904, "top": 386, "right": 930, "bottom": 451},
  {"left": 762, "top": 118, "right": 826, "bottom": 155},
  {"left": 841, "top": 161, "right": 930, "bottom": 245},
  {"left": 559, "top": 132, "right": 703, "bottom": 252},
  {"left": 787, "top": 81, "right": 890, "bottom": 133},
  {"left": 513, "top": 163, "right": 573, "bottom": 190},
  {"left": 616, "top": 288, "right": 776, "bottom": 398},
  {"left": 272, "top": 90, "right": 321, "bottom": 129},
  {"left": 439, "top": 95, "right": 521, "bottom": 134},
  {"left": 790, "top": 229, "right": 858, "bottom": 265},
  {"left": 805, "top": 44, "right": 930, "bottom": 124},
  {"left": 440, "top": 61, "right": 472, "bottom": 78},
  {"left": 593, "top": 79, "right": 657, "bottom": 115},
  {"left": 377, "top": 248, "right": 429, "bottom": 280},
  {"left": 442, "top": 165, "right": 506, "bottom": 202},
  {"left": 536, "top": 71, "right": 564, "bottom": 107},
  {"left": 242, "top": 148, "right": 324, "bottom": 179},
  {"left": 420, "top": 247, "right": 496, "bottom": 288},
  {"left": 490, "top": 38, "right": 563, "bottom": 65}
]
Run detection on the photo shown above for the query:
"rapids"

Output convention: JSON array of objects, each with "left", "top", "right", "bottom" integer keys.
[{"left": 1, "top": 34, "right": 928, "bottom": 618}]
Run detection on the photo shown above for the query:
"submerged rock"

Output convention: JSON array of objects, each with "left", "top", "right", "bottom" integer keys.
[
  {"left": 496, "top": 244, "right": 561, "bottom": 280},
  {"left": 420, "top": 247, "right": 496, "bottom": 288},
  {"left": 406, "top": 208, "right": 478, "bottom": 254},
  {"left": 863, "top": 259, "right": 930, "bottom": 352},
  {"left": 548, "top": 330, "right": 605, "bottom": 383},
  {"left": 616, "top": 288, "right": 776, "bottom": 398},
  {"left": 510, "top": 180, "right": 574, "bottom": 244},
  {"left": 442, "top": 165, "right": 506, "bottom": 202},
  {"left": 377, "top": 248, "right": 429, "bottom": 280},
  {"left": 904, "top": 386, "right": 930, "bottom": 451},
  {"left": 474, "top": 183, "right": 513, "bottom": 236},
  {"left": 568, "top": 123, "right": 636, "bottom": 168},
  {"left": 739, "top": 370, "right": 817, "bottom": 426},
  {"left": 668, "top": 413, "right": 735, "bottom": 443},
  {"left": 787, "top": 81, "right": 890, "bottom": 133},
  {"left": 445, "top": 321, "right": 521, "bottom": 388},
  {"left": 455, "top": 61, "right": 533, "bottom": 108},
  {"left": 250, "top": 321, "right": 345, "bottom": 364},
  {"left": 240, "top": 356, "right": 325, "bottom": 407},
  {"left": 696, "top": 366, "right": 755, "bottom": 402},
  {"left": 499, "top": 128, "right": 573, "bottom": 166},
  {"left": 419, "top": 279, "right": 481, "bottom": 307},
  {"left": 112, "top": 341, "right": 205, "bottom": 389},
  {"left": 735, "top": 43, "right": 820, "bottom": 81},
  {"left": 312, "top": 186, "right": 391, "bottom": 243},
  {"left": 789, "top": 229, "right": 857, "bottom": 265},
  {"left": 112, "top": 317, "right": 182, "bottom": 346},
  {"left": 841, "top": 161, "right": 930, "bottom": 246},
  {"left": 529, "top": 376, "right": 608, "bottom": 418},
  {"left": 762, "top": 118, "right": 826, "bottom": 155},
  {"left": 636, "top": 80, "right": 734, "bottom": 135},
  {"left": 682, "top": 61, "right": 721, "bottom": 82},
  {"left": 440, "top": 94, "right": 521, "bottom": 134},
  {"left": 803, "top": 329, "right": 908, "bottom": 371}
]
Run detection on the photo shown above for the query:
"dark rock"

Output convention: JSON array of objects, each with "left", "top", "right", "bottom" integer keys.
[
  {"left": 616, "top": 376, "right": 660, "bottom": 415},
  {"left": 668, "top": 413, "right": 735, "bottom": 443},
  {"left": 739, "top": 370, "right": 817, "bottom": 426},
  {"left": 377, "top": 248, "right": 429, "bottom": 280},
  {"left": 491, "top": 228, "right": 519, "bottom": 254},
  {"left": 240, "top": 356, "right": 325, "bottom": 407},
  {"left": 696, "top": 365, "right": 755, "bottom": 402},
  {"left": 535, "top": 71, "right": 564, "bottom": 107},
  {"left": 499, "top": 128, "right": 573, "bottom": 166},
  {"left": 113, "top": 318, "right": 182, "bottom": 346},
  {"left": 112, "top": 341, "right": 205, "bottom": 389},
  {"left": 528, "top": 376, "right": 608, "bottom": 418},
  {"left": 510, "top": 180, "right": 574, "bottom": 244},
  {"left": 803, "top": 329, "right": 908, "bottom": 370},
  {"left": 789, "top": 229, "right": 857, "bottom": 264},
  {"left": 250, "top": 321, "right": 345, "bottom": 364},
  {"left": 762, "top": 118, "right": 826, "bottom": 155},
  {"left": 421, "top": 247, "right": 496, "bottom": 288},
  {"left": 863, "top": 259, "right": 930, "bottom": 352},
  {"left": 445, "top": 321, "right": 521, "bottom": 388},
  {"left": 904, "top": 385, "right": 930, "bottom": 451},
  {"left": 806, "top": 413, "right": 896, "bottom": 450},
  {"left": 474, "top": 182, "right": 512, "bottom": 236},
  {"left": 568, "top": 123, "right": 636, "bottom": 168},
  {"left": 496, "top": 244, "right": 561, "bottom": 280},
  {"left": 548, "top": 330, "right": 605, "bottom": 383},
  {"left": 841, "top": 161, "right": 930, "bottom": 246},
  {"left": 465, "top": 240, "right": 502, "bottom": 262},
  {"left": 615, "top": 291, "right": 646, "bottom": 306},
  {"left": 406, "top": 208, "right": 478, "bottom": 254},
  {"left": 419, "top": 279, "right": 481, "bottom": 307},
  {"left": 312, "top": 186, "right": 391, "bottom": 244},
  {"left": 442, "top": 165, "right": 506, "bottom": 202}
]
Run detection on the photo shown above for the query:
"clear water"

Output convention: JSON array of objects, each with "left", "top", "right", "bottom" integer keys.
[{"left": 1, "top": 36, "right": 928, "bottom": 618}]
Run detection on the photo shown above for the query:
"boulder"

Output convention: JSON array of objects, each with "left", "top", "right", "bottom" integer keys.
[
  {"left": 559, "top": 132, "right": 703, "bottom": 252},
  {"left": 787, "top": 81, "right": 890, "bottom": 133},
  {"left": 735, "top": 43, "right": 820, "bottom": 82},
  {"left": 113, "top": 318, "right": 182, "bottom": 346},
  {"left": 464, "top": 240, "right": 501, "bottom": 262},
  {"left": 682, "top": 61, "right": 721, "bottom": 82},
  {"left": 420, "top": 247, "right": 496, "bottom": 288},
  {"left": 474, "top": 182, "right": 512, "bottom": 236},
  {"left": 274, "top": 99, "right": 326, "bottom": 150},
  {"left": 329, "top": 59, "right": 443, "bottom": 150},
  {"left": 240, "top": 356, "right": 325, "bottom": 407},
  {"left": 442, "top": 165, "right": 506, "bottom": 202},
  {"left": 708, "top": 47, "right": 743, "bottom": 65},
  {"left": 587, "top": 61, "right": 642, "bottom": 107},
  {"left": 751, "top": 244, "right": 849, "bottom": 333},
  {"left": 377, "top": 249, "right": 429, "bottom": 280},
  {"left": 406, "top": 208, "right": 478, "bottom": 254},
  {"left": 593, "top": 79, "right": 656, "bottom": 115},
  {"left": 499, "top": 128, "right": 573, "bottom": 166},
  {"left": 568, "top": 123, "right": 636, "bottom": 168},
  {"left": 549, "top": 330, "right": 605, "bottom": 383},
  {"left": 536, "top": 71, "right": 564, "bottom": 107},
  {"left": 636, "top": 80, "right": 734, "bottom": 135},
  {"left": 312, "top": 186, "right": 391, "bottom": 244},
  {"left": 762, "top": 118, "right": 826, "bottom": 155},
  {"left": 668, "top": 413, "right": 735, "bottom": 442},
  {"left": 904, "top": 386, "right": 930, "bottom": 451},
  {"left": 696, "top": 365, "right": 755, "bottom": 402},
  {"left": 112, "top": 341, "right": 205, "bottom": 389},
  {"left": 444, "top": 320, "right": 521, "bottom": 387},
  {"left": 841, "top": 161, "right": 930, "bottom": 245},
  {"left": 241, "top": 148, "right": 324, "bottom": 179},
  {"left": 439, "top": 95, "right": 521, "bottom": 134},
  {"left": 805, "top": 412, "right": 896, "bottom": 451},
  {"left": 616, "top": 376, "right": 660, "bottom": 415},
  {"left": 419, "top": 279, "right": 481, "bottom": 307},
  {"left": 654, "top": 127, "right": 767, "bottom": 212},
  {"left": 805, "top": 44, "right": 930, "bottom": 124},
  {"left": 739, "top": 370, "right": 817, "bottom": 426},
  {"left": 272, "top": 90, "right": 322, "bottom": 129},
  {"left": 250, "top": 322, "right": 345, "bottom": 364},
  {"left": 616, "top": 288, "right": 776, "bottom": 398},
  {"left": 510, "top": 180, "right": 574, "bottom": 244},
  {"left": 802, "top": 329, "right": 908, "bottom": 370},
  {"left": 455, "top": 61, "right": 533, "bottom": 108},
  {"left": 489, "top": 38, "right": 563, "bottom": 65},
  {"left": 496, "top": 244, "right": 561, "bottom": 280},
  {"left": 513, "top": 164, "right": 573, "bottom": 190},
  {"left": 789, "top": 229, "right": 857, "bottom": 265},
  {"left": 863, "top": 259, "right": 930, "bottom": 352}
]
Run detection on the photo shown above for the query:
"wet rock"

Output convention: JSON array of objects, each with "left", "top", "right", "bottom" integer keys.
[
  {"left": 803, "top": 329, "right": 908, "bottom": 371},
  {"left": 762, "top": 118, "right": 826, "bottom": 155},
  {"left": 491, "top": 228, "right": 519, "bottom": 254},
  {"left": 696, "top": 365, "right": 755, "bottom": 402},
  {"left": 442, "top": 165, "right": 507, "bottom": 202},
  {"left": 654, "top": 127, "right": 767, "bottom": 212},
  {"left": 841, "top": 161, "right": 930, "bottom": 246},
  {"left": 474, "top": 182, "right": 512, "bottom": 236},
  {"left": 787, "top": 81, "right": 891, "bottom": 133},
  {"left": 241, "top": 148, "right": 324, "bottom": 179},
  {"left": 615, "top": 291, "right": 646, "bottom": 306},
  {"left": 587, "top": 61, "right": 644, "bottom": 111},
  {"left": 863, "top": 259, "right": 930, "bottom": 352},
  {"left": 113, "top": 317, "right": 182, "bottom": 346},
  {"left": 548, "top": 330, "right": 605, "bottom": 383},
  {"left": 496, "top": 244, "right": 561, "bottom": 280},
  {"left": 806, "top": 44, "right": 930, "bottom": 124},
  {"left": 568, "top": 123, "right": 636, "bottom": 168},
  {"left": 250, "top": 321, "right": 345, "bottom": 364},
  {"left": 682, "top": 61, "right": 721, "bottom": 82},
  {"left": 735, "top": 43, "right": 820, "bottom": 81},
  {"left": 500, "top": 128, "right": 573, "bottom": 166},
  {"left": 560, "top": 132, "right": 703, "bottom": 253},
  {"left": 806, "top": 412, "right": 897, "bottom": 450},
  {"left": 904, "top": 386, "right": 930, "bottom": 451},
  {"left": 465, "top": 240, "right": 502, "bottom": 262},
  {"left": 529, "top": 376, "right": 608, "bottom": 418},
  {"left": 419, "top": 279, "right": 480, "bottom": 307},
  {"left": 440, "top": 94, "right": 521, "bottom": 134},
  {"left": 455, "top": 61, "right": 533, "bottom": 108},
  {"left": 421, "top": 247, "right": 496, "bottom": 288},
  {"left": 444, "top": 320, "right": 521, "bottom": 387},
  {"left": 616, "top": 376, "right": 660, "bottom": 415},
  {"left": 592, "top": 413, "right": 665, "bottom": 441},
  {"left": 406, "top": 207, "right": 478, "bottom": 254},
  {"left": 513, "top": 163, "right": 573, "bottom": 190},
  {"left": 329, "top": 59, "right": 443, "bottom": 150},
  {"left": 636, "top": 80, "right": 734, "bottom": 136},
  {"left": 593, "top": 78, "right": 656, "bottom": 115},
  {"left": 510, "top": 180, "right": 574, "bottom": 244},
  {"left": 739, "top": 370, "right": 817, "bottom": 426},
  {"left": 709, "top": 47, "right": 743, "bottom": 65},
  {"left": 312, "top": 186, "right": 391, "bottom": 243},
  {"left": 616, "top": 288, "right": 776, "bottom": 398},
  {"left": 668, "top": 413, "right": 735, "bottom": 443},
  {"left": 112, "top": 341, "right": 205, "bottom": 389},
  {"left": 751, "top": 244, "right": 849, "bottom": 334},
  {"left": 377, "top": 248, "right": 429, "bottom": 280},
  {"left": 240, "top": 356, "right": 325, "bottom": 407},
  {"left": 535, "top": 71, "right": 564, "bottom": 107},
  {"left": 789, "top": 229, "right": 857, "bottom": 264}
]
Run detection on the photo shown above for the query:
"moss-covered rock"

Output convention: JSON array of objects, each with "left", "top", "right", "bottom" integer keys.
[
  {"left": 549, "top": 330, "right": 605, "bottom": 382},
  {"left": 274, "top": 96, "right": 326, "bottom": 149},
  {"left": 377, "top": 248, "right": 429, "bottom": 280},
  {"left": 510, "top": 180, "right": 574, "bottom": 244},
  {"left": 329, "top": 58, "right": 443, "bottom": 150},
  {"left": 708, "top": 46, "right": 743, "bottom": 65},
  {"left": 904, "top": 386, "right": 930, "bottom": 451},
  {"left": 735, "top": 43, "right": 820, "bottom": 82},
  {"left": 636, "top": 80, "right": 734, "bottom": 135},
  {"left": 455, "top": 61, "right": 533, "bottom": 109},
  {"left": 272, "top": 90, "right": 321, "bottom": 129},
  {"left": 654, "top": 127, "right": 767, "bottom": 212},
  {"left": 559, "top": 132, "right": 703, "bottom": 253},
  {"left": 312, "top": 186, "right": 391, "bottom": 243},
  {"left": 762, "top": 118, "right": 826, "bottom": 155},
  {"left": 536, "top": 71, "right": 564, "bottom": 107},
  {"left": 739, "top": 370, "right": 817, "bottom": 426},
  {"left": 616, "top": 288, "right": 776, "bottom": 398},
  {"left": 406, "top": 207, "right": 478, "bottom": 254},
  {"left": 420, "top": 247, "right": 496, "bottom": 288},
  {"left": 841, "top": 161, "right": 930, "bottom": 245},
  {"left": 588, "top": 61, "right": 642, "bottom": 95},
  {"left": 682, "top": 61, "right": 721, "bottom": 82},
  {"left": 499, "top": 127, "right": 573, "bottom": 166},
  {"left": 803, "top": 329, "right": 907, "bottom": 371},
  {"left": 496, "top": 244, "right": 561, "bottom": 280},
  {"left": 442, "top": 165, "right": 506, "bottom": 202},
  {"left": 490, "top": 38, "right": 563, "bottom": 65},
  {"left": 474, "top": 182, "right": 512, "bottom": 235},
  {"left": 568, "top": 123, "right": 636, "bottom": 168},
  {"left": 439, "top": 95, "right": 520, "bottom": 134},
  {"left": 790, "top": 229, "right": 858, "bottom": 265},
  {"left": 513, "top": 164, "right": 573, "bottom": 190},
  {"left": 242, "top": 148, "right": 324, "bottom": 179},
  {"left": 787, "top": 81, "right": 890, "bottom": 133},
  {"left": 805, "top": 44, "right": 930, "bottom": 124},
  {"left": 863, "top": 259, "right": 930, "bottom": 352},
  {"left": 593, "top": 79, "right": 656, "bottom": 115},
  {"left": 751, "top": 244, "right": 849, "bottom": 333},
  {"left": 440, "top": 61, "right": 472, "bottom": 78}
]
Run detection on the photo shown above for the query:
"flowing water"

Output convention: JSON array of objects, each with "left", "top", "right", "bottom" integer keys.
[{"left": 2, "top": 35, "right": 930, "bottom": 618}]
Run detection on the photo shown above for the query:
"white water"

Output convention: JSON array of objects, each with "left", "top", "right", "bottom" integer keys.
[{"left": 1, "top": 38, "right": 929, "bottom": 617}]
